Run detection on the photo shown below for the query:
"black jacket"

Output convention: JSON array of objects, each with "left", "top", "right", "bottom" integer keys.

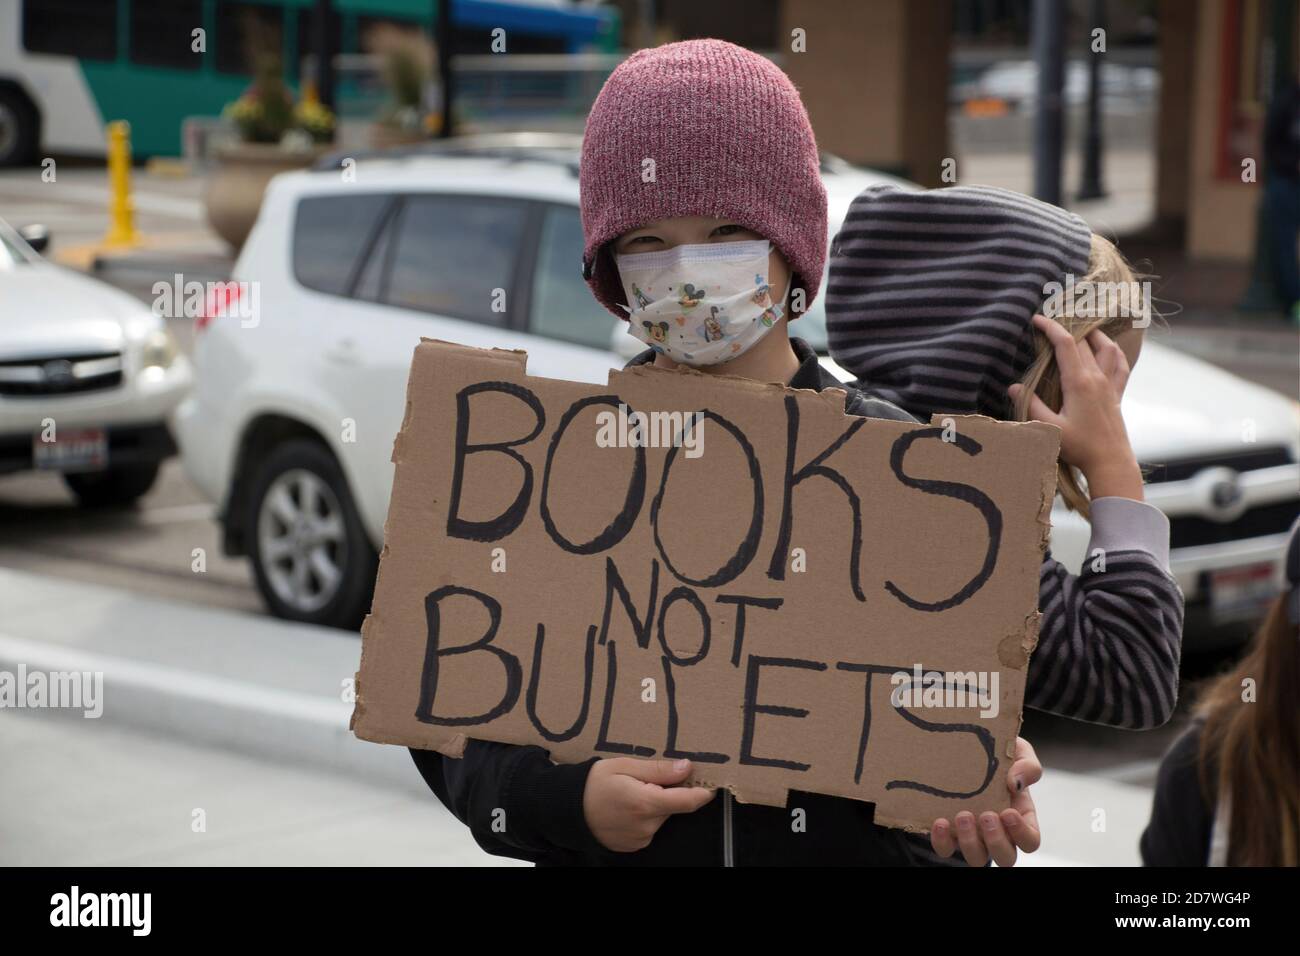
[
  {"left": 410, "top": 338, "right": 956, "bottom": 865},
  {"left": 1140, "top": 722, "right": 1215, "bottom": 866}
]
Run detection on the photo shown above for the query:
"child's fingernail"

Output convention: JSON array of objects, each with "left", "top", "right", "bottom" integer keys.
[
  {"left": 673, "top": 759, "right": 689, "bottom": 772},
  {"left": 958, "top": 814, "right": 974, "bottom": 831},
  {"left": 1005, "top": 815, "right": 1020, "bottom": 829},
  {"left": 981, "top": 814, "right": 998, "bottom": 831}
]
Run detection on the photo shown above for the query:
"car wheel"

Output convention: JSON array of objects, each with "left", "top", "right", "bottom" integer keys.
[
  {"left": 0, "top": 88, "right": 37, "bottom": 167},
  {"left": 245, "top": 440, "right": 377, "bottom": 630},
  {"left": 63, "top": 463, "right": 160, "bottom": 508}
]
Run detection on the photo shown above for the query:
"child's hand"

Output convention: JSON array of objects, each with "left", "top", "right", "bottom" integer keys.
[
  {"left": 583, "top": 757, "right": 716, "bottom": 852},
  {"left": 1008, "top": 314, "right": 1144, "bottom": 501},
  {"left": 929, "top": 736, "right": 1043, "bottom": 867}
]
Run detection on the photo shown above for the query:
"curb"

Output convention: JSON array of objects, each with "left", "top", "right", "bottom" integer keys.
[
  {"left": 0, "top": 632, "right": 424, "bottom": 795},
  {"left": 0, "top": 570, "right": 425, "bottom": 796}
]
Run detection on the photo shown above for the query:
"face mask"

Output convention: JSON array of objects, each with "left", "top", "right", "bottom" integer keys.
[{"left": 615, "top": 239, "right": 787, "bottom": 367}]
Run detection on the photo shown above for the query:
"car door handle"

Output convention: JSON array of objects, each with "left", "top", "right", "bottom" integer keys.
[{"left": 325, "top": 339, "right": 359, "bottom": 366}]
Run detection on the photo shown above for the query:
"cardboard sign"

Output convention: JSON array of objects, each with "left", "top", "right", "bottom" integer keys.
[{"left": 351, "top": 339, "right": 1059, "bottom": 830}]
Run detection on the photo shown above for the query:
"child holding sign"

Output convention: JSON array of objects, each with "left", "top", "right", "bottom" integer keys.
[
  {"left": 826, "top": 185, "right": 1184, "bottom": 731},
  {"left": 412, "top": 39, "right": 1044, "bottom": 867}
]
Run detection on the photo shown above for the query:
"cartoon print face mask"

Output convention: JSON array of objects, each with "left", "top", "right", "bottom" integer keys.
[{"left": 615, "top": 239, "right": 788, "bottom": 367}]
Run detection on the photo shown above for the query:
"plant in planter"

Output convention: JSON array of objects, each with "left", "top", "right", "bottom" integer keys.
[
  {"left": 293, "top": 97, "right": 337, "bottom": 145},
  {"left": 205, "top": 54, "right": 335, "bottom": 251},
  {"left": 368, "top": 23, "right": 437, "bottom": 148},
  {"left": 222, "top": 55, "right": 297, "bottom": 144}
]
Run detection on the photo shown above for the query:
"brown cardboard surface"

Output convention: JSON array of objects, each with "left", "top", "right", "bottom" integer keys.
[{"left": 351, "top": 339, "right": 1060, "bottom": 831}]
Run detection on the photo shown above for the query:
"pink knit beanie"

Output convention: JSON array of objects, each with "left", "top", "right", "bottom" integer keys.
[{"left": 580, "top": 39, "right": 827, "bottom": 319}]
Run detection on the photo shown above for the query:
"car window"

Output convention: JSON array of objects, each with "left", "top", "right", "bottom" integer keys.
[
  {"left": 353, "top": 215, "right": 395, "bottom": 303},
  {"left": 293, "top": 194, "right": 393, "bottom": 296},
  {"left": 529, "top": 206, "right": 618, "bottom": 350},
  {"left": 384, "top": 195, "right": 528, "bottom": 325}
]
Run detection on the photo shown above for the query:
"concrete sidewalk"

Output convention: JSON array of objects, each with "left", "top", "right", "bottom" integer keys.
[
  {"left": 0, "top": 567, "right": 1153, "bottom": 866},
  {"left": 0, "top": 566, "right": 413, "bottom": 790},
  {"left": 0, "top": 711, "right": 508, "bottom": 866}
]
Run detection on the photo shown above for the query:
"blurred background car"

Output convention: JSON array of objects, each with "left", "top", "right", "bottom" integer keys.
[{"left": 0, "top": 215, "right": 189, "bottom": 506}]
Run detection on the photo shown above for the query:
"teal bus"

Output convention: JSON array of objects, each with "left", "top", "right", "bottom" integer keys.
[{"left": 0, "top": 0, "right": 620, "bottom": 164}]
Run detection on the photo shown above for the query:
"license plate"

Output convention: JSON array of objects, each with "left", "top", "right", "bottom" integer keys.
[
  {"left": 1207, "top": 563, "right": 1279, "bottom": 624},
  {"left": 32, "top": 427, "right": 108, "bottom": 473}
]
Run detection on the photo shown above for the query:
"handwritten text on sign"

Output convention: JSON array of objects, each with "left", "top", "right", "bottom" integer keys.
[{"left": 351, "top": 341, "right": 1058, "bottom": 830}]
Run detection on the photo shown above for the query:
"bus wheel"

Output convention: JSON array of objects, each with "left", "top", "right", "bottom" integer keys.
[{"left": 0, "top": 88, "right": 37, "bottom": 167}]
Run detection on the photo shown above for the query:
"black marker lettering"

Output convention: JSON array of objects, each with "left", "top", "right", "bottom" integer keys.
[
  {"left": 540, "top": 395, "right": 646, "bottom": 553},
  {"left": 595, "top": 640, "right": 655, "bottom": 757},
  {"left": 740, "top": 655, "right": 827, "bottom": 771},
  {"left": 767, "top": 395, "right": 868, "bottom": 601},
  {"left": 651, "top": 409, "right": 763, "bottom": 588},
  {"left": 525, "top": 623, "right": 596, "bottom": 742},
  {"left": 661, "top": 656, "right": 729, "bottom": 763},
  {"left": 597, "top": 557, "right": 658, "bottom": 649},
  {"left": 416, "top": 586, "right": 521, "bottom": 726},
  {"left": 446, "top": 382, "right": 545, "bottom": 541},
  {"left": 656, "top": 585, "right": 710, "bottom": 666},
  {"left": 836, "top": 661, "right": 998, "bottom": 797},
  {"left": 886, "top": 428, "right": 1002, "bottom": 611},
  {"left": 715, "top": 594, "right": 783, "bottom": 666}
]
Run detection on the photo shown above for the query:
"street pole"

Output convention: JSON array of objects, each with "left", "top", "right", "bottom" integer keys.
[
  {"left": 1238, "top": 0, "right": 1295, "bottom": 313},
  {"left": 1077, "top": 0, "right": 1107, "bottom": 200},
  {"left": 313, "top": 0, "right": 335, "bottom": 112},
  {"left": 437, "top": 0, "right": 454, "bottom": 138},
  {"left": 1032, "top": 0, "right": 1066, "bottom": 206},
  {"left": 637, "top": 0, "right": 655, "bottom": 47}
]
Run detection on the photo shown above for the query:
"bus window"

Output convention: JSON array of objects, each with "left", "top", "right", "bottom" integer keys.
[
  {"left": 215, "top": 1, "right": 286, "bottom": 76},
  {"left": 129, "top": 0, "right": 203, "bottom": 70},
  {"left": 22, "top": 0, "right": 119, "bottom": 61}
]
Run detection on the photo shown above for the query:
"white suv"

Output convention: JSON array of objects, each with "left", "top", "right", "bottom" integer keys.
[{"left": 174, "top": 142, "right": 1300, "bottom": 643}]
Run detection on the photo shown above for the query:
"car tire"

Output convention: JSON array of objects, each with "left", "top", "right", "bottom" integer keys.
[
  {"left": 245, "top": 439, "right": 377, "bottom": 631},
  {"left": 63, "top": 463, "right": 160, "bottom": 508},
  {"left": 0, "top": 87, "right": 37, "bottom": 168}
]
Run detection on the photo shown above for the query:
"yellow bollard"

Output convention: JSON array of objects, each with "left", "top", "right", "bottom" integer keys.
[{"left": 103, "top": 120, "right": 139, "bottom": 248}]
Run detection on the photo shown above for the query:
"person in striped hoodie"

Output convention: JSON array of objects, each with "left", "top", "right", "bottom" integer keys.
[{"left": 826, "top": 184, "right": 1184, "bottom": 731}]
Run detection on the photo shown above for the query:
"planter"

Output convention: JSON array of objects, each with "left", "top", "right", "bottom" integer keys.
[{"left": 204, "top": 142, "right": 322, "bottom": 252}]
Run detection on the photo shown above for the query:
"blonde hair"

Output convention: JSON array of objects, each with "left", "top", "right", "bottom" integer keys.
[{"left": 1012, "top": 234, "right": 1149, "bottom": 518}]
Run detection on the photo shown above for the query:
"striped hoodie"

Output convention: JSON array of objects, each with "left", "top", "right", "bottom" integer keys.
[{"left": 826, "top": 183, "right": 1184, "bottom": 729}]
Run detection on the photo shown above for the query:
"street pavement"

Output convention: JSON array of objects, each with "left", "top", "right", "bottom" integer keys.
[{"left": 0, "top": 713, "right": 507, "bottom": 867}]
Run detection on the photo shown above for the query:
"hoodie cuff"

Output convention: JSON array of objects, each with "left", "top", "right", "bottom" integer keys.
[
  {"left": 505, "top": 753, "right": 604, "bottom": 858},
  {"left": 1088, "top": 496, "right": 1172, "bottom": 571}
]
